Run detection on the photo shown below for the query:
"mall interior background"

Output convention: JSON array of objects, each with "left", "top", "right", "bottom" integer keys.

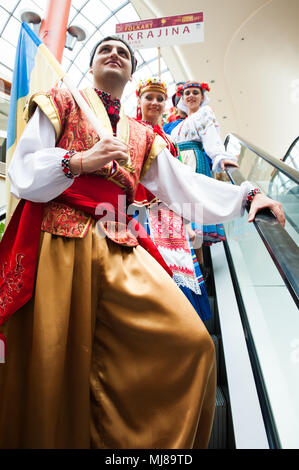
[{"left": 0, "top": 0, "right": 298, "bottom": 208}]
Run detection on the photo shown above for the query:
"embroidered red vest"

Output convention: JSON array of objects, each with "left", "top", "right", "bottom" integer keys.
[{"left": 29, "top": 87, "right": 165, "bottom": 241}]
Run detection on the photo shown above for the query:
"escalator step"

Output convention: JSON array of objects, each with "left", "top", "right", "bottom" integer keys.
[{"left": 208, "top": 386, "right": 227, "bottom": 449}]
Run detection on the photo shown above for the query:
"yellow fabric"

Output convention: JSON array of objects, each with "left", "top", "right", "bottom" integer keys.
[
  {"left": 0, "top": 223, "right": 216, "bottom": 449},
  {"left": 82, "top": 88, "right": 113, "bottom": 136},
  {"left": 82, "top": 88, "right": 136, "bottom": 175},
  {"left": 5, "top": 96, "right": 27, "bottom": 223},
  {"left": 29, "top": 93, "right": 62, "bottom": 140},
  {"left": 139, "top": 133, "right": 167, "bottom": 180}
]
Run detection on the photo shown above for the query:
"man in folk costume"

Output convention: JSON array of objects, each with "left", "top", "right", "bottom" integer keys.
[{"left": 0, "top": 36, "right": 284, "bottom": 449}]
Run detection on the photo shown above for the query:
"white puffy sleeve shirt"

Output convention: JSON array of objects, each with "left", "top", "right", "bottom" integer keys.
[
  {"left": 8, "top": 108, "right": 253, "bottom": 225},
  {"left": 170, "top": 105, "right": 238, "bottom": 172}
]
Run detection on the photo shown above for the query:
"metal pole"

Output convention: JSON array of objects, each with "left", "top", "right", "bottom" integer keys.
[
  {"left": 158, "top": 47, "right": 161, "bottom": 78},
  {"left": 39, "top": 0, "right": 72, "bottom": 62}
]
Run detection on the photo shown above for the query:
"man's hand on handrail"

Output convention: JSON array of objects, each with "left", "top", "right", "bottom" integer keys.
[{"left": 248, "top": 193, "right": 285, "bottom": 227}]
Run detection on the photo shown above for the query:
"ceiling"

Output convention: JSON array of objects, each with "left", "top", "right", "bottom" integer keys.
[
  {"left": 0, "top": 0, "right": 176, "bottom": 128},
  {"left": 131, "top": 0, "right": 299, "bottom": 157}
]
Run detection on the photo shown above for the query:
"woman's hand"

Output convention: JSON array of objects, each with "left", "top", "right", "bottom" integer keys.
[
  {"left": 248, "top": 193, "right": 285, "bottom": 227},
  {"left": 69, "top": 136, "right": 128, "bottom": 175},
  {"left": 220, "top": 159, "right": 239, "bottom": 171},
  {"left": 185, "top": 223, "right": 196, "bottom": 241}
]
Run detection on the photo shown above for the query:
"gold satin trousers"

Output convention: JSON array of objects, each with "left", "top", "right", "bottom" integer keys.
[{"left": 0, "top": 224, "right": 216, "bottom": 449}]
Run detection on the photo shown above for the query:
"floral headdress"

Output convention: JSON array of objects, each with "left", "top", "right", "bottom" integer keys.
[
  {"left": 182, "top": 81, "right": 211, "bottom": 93},
  {"left": 136, "top": 77, "right": 168, "bottom": 98}
]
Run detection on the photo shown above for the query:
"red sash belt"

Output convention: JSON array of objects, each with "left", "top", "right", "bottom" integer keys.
[{"left": 0, "top": 175, "right": 172, "bottom": 326}]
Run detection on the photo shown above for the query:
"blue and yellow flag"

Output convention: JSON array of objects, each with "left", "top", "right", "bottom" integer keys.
[{"left": 6, "top": 22, "right": 65, "bottom": 220}]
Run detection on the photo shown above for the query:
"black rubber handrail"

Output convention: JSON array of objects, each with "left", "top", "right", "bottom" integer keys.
[
  {"left": 224, "top": 134, "right": 299, "bottom": 185},
  {"left": 225, "top": 166, "right": 299, "bottom": 309}
]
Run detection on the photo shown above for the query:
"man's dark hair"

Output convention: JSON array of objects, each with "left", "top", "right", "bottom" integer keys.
[{"left": 89, "top": 35, "right": 137, "bottom": 74}]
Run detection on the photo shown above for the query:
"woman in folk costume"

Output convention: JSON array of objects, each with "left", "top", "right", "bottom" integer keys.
[
  {"left": 134, "top": 77, "right": 212, "bottom": 322},
  {"left": 163, "top": 82, "right": 187, "bottom": 135},
  {"left": 171, "top": 81, "right": 239, "bottom": 248}
]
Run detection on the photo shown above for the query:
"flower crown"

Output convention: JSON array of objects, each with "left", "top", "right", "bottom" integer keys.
[
  {"left": 176, "top": 84, "right": 184, "bottom": 97},
  {"left": 183, "top": 81, "right": 211, "bottom": 92},
  {"left": 136, "top": 77, "right": 168, "bottom": 98}
]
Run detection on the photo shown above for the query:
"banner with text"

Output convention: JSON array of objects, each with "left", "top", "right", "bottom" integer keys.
[{"left": 115, "top": 12, "right": 204, "bottom": 49}]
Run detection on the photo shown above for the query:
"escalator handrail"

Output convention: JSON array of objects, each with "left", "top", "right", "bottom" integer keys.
[
  {"left": 283, "top": 136, "right": 299, "bottom": 163},
  {"left": 224, "top": 134, "right": 299, "bottom": 185},
  {"left": 225, "top": 166, "right": 299, "bottom": 309}
]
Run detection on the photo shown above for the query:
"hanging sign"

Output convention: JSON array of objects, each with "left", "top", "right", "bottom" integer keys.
[{"left": 115, "top": 12, "right": 204, "bottom": 49}]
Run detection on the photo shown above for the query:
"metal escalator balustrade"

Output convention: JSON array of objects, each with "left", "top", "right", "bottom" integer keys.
[
  {"left": 282, "top": 136, "right": 299, "bottom": 167},
  {"left": 224, "top": 133, "right": 299, "bottom": 243},
  {"left": 221, "top": 134, "right": 299, "bottom": 448}
]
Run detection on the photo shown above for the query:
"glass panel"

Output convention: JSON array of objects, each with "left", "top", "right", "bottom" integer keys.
[
  {"left": 0, "top": 62, "right": 13, "bottom": 80},
  {"left": 68, "top": 5, "right": 79, "bottom": 23},
  {"left": 0, "top": 7, "right": 10, "bottom": 32},
  {"left": 14, "top": 0, "right": 47, "bottom": 19},
  {"left": 0, "top": 38, "right": 16, "bottom": 70},
  {"left": 71, "top": 0, "right": 89, "bottom": 10},
  {"left": 30, "top": 0, "right": 50, "bottom": 14},
  {"left": 0, "top": 0, "right": 20, "bottom": 12},
  {"left": 80, "top": 74, "right": 93, "bottom": 89},
  {"left": 268, "top": 170, "right": 299, "bottom": 241},
  {"left": 224, "top": 212, "right": 299, "bottom": 448},
  {"left": 1, "top": 15, "right": 21, "bottom": 43},
  {"left": 115, "top": 3, "right": 139, "bottom": 23},
  {"left": 73, "top": 47, "right": 90, "bottom": 71},
  {"left": 81, "top": 0, "right": 111, "bottom": 23},
  {"left": 227, "top": 136, "right": 299, "bottom": 242},
  {"left": 285, "top": 139, "right": 299, "bottom": 170},
  {"left": 67, "top": 63, "right": 84, "bottom": 84},
  {"left": 99, "top": 15, "right": 118, "bottom": 37},
  {"left": 68, "top": 13, "right": 92, "bottom": 37},
  {"left": 102, "top": 0, "right": 129, "bottom": 12}
]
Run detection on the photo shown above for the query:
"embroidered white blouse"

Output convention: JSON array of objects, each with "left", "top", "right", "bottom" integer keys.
[
  {"left": 8, "top": 108, "right": 254, "bottom": 226},
  {"left": 170, "top": 104, "right": 238, "bottom": 172}
]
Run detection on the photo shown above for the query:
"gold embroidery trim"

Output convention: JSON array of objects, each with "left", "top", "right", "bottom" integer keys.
[
  {"left": 117, "top": 112, "right": 135, "bottom": 173},
  {"left": 107, "top": 175, "right": 126, "bottom": 189},
  {"left": 82, "top": 88, "right": 113, "bottom": 135},
  {"left": 139, "top": 134, "right": 167, "bottom": 180},
  {"left": 29, "top": 93, "right": 62, "bottom": 140}
]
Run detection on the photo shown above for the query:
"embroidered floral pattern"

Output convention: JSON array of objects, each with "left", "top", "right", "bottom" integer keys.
[
  {"left": 62, "top": 150, "right": 76, "bottom": 179},
  {"left": 98, "top": 221, "right": 139, "bottom": 247},
  {"left": 94, "top": 89, "right": 120, "bottom": 135},
  {"left": 247, "top": 188, "right": 261, "bottom": 204},
  {"left": 41, "top": 202, "right": 92, "bottom": 238},
  {"left": 46, "top": 88, "right": 155, "bottom": 205},
  {"left": 148, "top": 204, "right": 190, "bottom": 251},
  {"left": 0, "top": 254, "right": 25, "bottom": 313}
]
